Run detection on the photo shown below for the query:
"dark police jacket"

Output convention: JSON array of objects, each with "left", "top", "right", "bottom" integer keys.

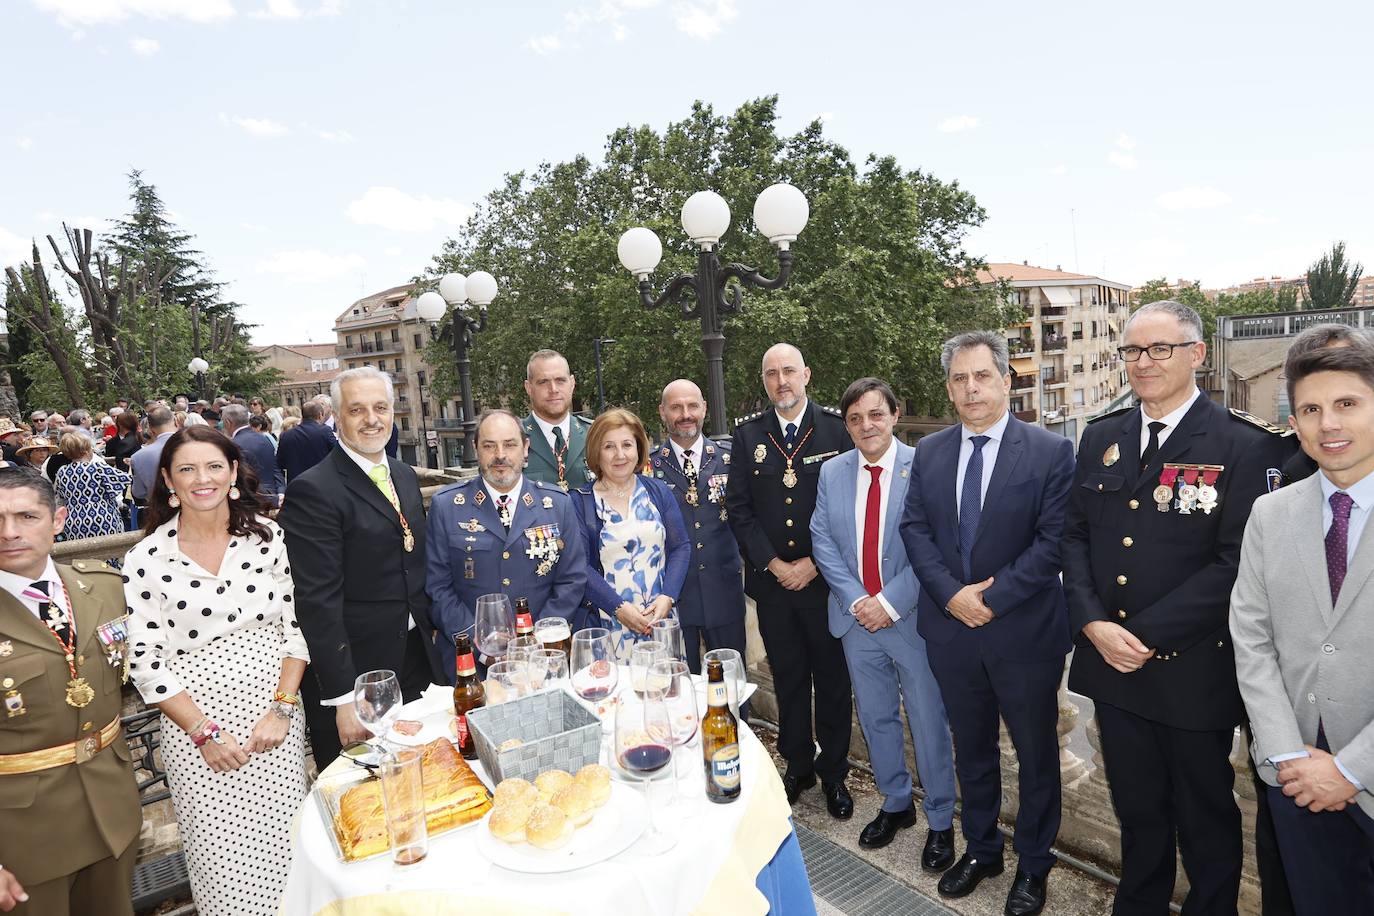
[
  {"left": 1063, "top": 395, "right": 1292, "bottom": 731},
  {"left": 650, "top": 439, "right": 746, "bottom": 630},
  {"left": 725, "top": 401, "right": 852, "bottom": 609}
]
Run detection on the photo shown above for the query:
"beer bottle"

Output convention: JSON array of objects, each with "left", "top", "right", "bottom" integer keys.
[
  {"left": 701, "top": 658, "right": 741, "bottom": 803},
  {"left": 452, "top": 632, "right": 485, "bottom": 760},
  {"left": 514, "top": 598, "right": 534, "bottom": 638}
]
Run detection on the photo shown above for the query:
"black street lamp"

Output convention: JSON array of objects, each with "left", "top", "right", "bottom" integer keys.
[
  {"left": 416, "top": 271, "right": 499, "bottom": 468},
  {"left": 188, "top": 357, "right": 209, "bottom": 402},
  {"left": 593, "top": 337, "right": 615, "bottom": 414},
  {"left": 617, "top": 184, "right": 809, "bottom": 439}
]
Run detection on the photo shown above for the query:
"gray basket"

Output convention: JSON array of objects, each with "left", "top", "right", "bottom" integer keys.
[{"left": 467, "top": 690, "right": 601, "bottom": 783}]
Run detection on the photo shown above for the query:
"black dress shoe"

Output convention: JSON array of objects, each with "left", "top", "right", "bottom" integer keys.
[
  {"left": 921, "top": 827, "right": 956, "bottom": 872},
  {"left": 1004, "top": 869, "right": 1047, "bottom": 916},
  {"left": 937, "top": 851, "right": 1004, "bottom": 898},
  {"left": 821, "top": 781, "right": 853, "bottom": 819},
  {"left": 858, "top": 805, "right": 917, "bottom": 848},
  {"left": 782, "top": 772, "right": 816, "bottom": 804}
]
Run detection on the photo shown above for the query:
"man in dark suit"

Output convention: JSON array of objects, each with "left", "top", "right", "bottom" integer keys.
[
  {"left": 1063, "top": 300, "right": 1291, "bottom": 915},
  {"left": 277, "top": 400, "right": 336, "bottom": 484},
  {"left": 279, "top": 367, "right": 444, "bottom": 767},
  {"left": 652, "top": 379, "right": 746, "bottom": 672},
  {"left": 900, "top": 333, "right": 1076, "bottom": 916},
  {"left": 223, "top": 403, "right": 285, "bottom": 504},
  {"left": 726, "top": 343, "right": 855, "bottom": 818},
  {"left": 521, "top": 350, "right": 592, "bottom": 491}
]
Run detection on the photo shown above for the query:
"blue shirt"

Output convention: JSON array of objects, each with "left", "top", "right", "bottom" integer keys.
[
  {"left": 1318, "top": 468, "right": 1374, "bottom": 565},
  {"left": 954, "top": 409, "right": 1011, "bottom": 515}
]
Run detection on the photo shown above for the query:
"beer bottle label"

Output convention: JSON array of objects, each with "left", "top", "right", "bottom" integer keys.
[
  {"left": 710, "top": 744, "right": 741, "bottom": 790},
  {"left": 516, "top": 612, "right": 533, "bottom": 631},
  {"left": 456, "top": 652, "right": 476, "bottom": 677},
  {"left": 707, "top": 681, "right": 728, "bottom": 707},
  {"left": 454, "top": 713, "right": 470, "bottom": 746}
]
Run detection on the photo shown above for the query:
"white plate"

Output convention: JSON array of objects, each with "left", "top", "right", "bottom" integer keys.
[
  {"left": 474, "top": 780, "right": 648, "bottom": 874},
  {"left": 386, "top": 717, "right": 453, "bottom": 748}
]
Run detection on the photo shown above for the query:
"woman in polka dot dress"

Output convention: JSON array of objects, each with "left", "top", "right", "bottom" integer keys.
[{"left": 124, "top": 426, "right": 310, "bottom": 916}]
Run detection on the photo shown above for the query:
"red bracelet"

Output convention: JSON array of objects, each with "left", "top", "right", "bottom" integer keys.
[{"left": 190, "top": 720, "right": 222, "bottom": 748}]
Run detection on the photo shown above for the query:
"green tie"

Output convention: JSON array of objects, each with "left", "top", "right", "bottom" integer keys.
[
  {"left": 367, "top": 464, "right": 397, "bottom": 507},
  {"left": 552, "top": 425, "right": 566, "bottom": 455}
]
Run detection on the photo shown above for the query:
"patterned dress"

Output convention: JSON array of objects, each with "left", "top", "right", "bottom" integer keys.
[
  {"left": 54, "top": 459, "right": 130, "bottom": 540},
  {"left": 595, "top": 480, "right": 674, "bottom": 661}
]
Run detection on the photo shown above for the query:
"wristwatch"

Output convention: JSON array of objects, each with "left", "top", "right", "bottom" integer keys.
[{"left": 270, "top": 701, "right": 295, "bottom": 720}]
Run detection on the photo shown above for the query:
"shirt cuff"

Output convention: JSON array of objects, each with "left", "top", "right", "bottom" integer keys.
[
  {"left": 875, "top": 593, "right": 901, "bottom": 622},
  {"left": 1334, "top": 756, "right": 1367, "bottom": 792},
  {"left": 321, "top": 692, "right": 353, "bottom": 707},
  {"left": 1266, "top": 750, "right": 1310, "bottom": 766},
  {"left": 847, "top": 596, "right": 863, "bottom": 617}
]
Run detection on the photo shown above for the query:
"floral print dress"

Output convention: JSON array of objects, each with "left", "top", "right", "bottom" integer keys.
[{"left": 596, "top": 479, "right": 674, "bottom": 661}]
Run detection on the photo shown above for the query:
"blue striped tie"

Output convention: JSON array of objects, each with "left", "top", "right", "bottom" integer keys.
[{"left": 959, "top": 436, "right": 989, "bottom": 581}]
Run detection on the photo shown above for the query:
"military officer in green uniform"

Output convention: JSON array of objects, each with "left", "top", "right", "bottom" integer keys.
[
  {"left": 0, "top": 468, "right": 140, "bottom": 915},
  {"left": 521, "top": 349, "right": 593, "bottom": 490}
]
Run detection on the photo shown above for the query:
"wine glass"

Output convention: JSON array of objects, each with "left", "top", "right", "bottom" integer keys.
[
  {"left": 528, "top": 648, "right": 568, "bottom": 690},
  {"left": 650, "top": 658, "right": 700, "bottom": 804},
  {"left": 703, "top": 648, "right": 744, "bottom": 720},
  {"left": 614, "top": 690, "right": 677, "bottom": 854},
  {"left": 650, "top": 617, "right": 686, "bottom": 663},
  {"left": 570, "top": 627, "right": 619, "bottom": 702},
  {"left": 506, "top": 635, "right": 540, "bottom": 665},
  {"left": 354, "top": 669, "right": 402, "bottom": 750},
  {"left": 486, "top": 660, "right": 533, "bottom": 705},
  {"left": 473, "top": 593, "right": 515, "bottom": 659},
  {"left": 629, "top": 640, "right": 668, "bottom": 697}
]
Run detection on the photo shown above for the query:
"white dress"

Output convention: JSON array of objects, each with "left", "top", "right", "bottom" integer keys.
[{"left": 125, "top": 517, "right": 310, "bottom": 916}]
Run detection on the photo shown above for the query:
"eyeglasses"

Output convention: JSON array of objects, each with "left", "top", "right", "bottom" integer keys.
[{"left": 1117, "top": 341, "right": 1200, "bottom": 362}]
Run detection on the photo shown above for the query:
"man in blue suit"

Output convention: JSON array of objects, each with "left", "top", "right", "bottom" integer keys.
[
  {"left": 812, "top": 377, "right": 959, "bottom": 865},
  {"left": 651, "top": 379, "right": 747, "bottom": 672},
  {"left": 426, "top": 409, "right": 587, "bottom": 680},
  {"left": 900, "top": 331, "right": 1075, "bottom": 916},
  {"left": 277, "top": 399, "right": 336, "bottom": 484},
  {"left": 223, "top": 403, "right": 285, "bottom": 504}
]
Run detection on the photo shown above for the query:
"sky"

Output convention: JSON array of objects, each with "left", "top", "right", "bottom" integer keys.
[{"left": 3, "top": 0, "right": 1372, "bottom": 346}]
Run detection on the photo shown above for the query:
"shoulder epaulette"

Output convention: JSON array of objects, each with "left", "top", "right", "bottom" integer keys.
[
  {"left": 734, "top": 410, "right": 766, "bottom": 425},
  {"left": 71, "top": 559, "right": 120, "bottom": 575},
  {"left": 1229, "top": 407, "right": 1295, "bottom": 436},
  {"left": 572, "top": 413, "right": 593, "bottom": 426},
  {"left": 819, "top": 404, "right": 843, "bottom": 418},
  {"left": 1087, "top": 405, "right": 1135, "bottom": 425},
  {"left": 533, "top": 480, "right": 564, "bottom": 491}
]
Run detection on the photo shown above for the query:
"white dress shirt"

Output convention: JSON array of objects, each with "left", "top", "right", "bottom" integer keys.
[
  {"left": 1138, "top": 385, "right": 1202, "bottom": 454},
  {"left": 669, "top": 436, "right": 705, "bottom": 470},
  {"left": 954, "top": 409, "right": 1011, "bottom": 515},
  {"left": 532, "top": 413, "right": 571, "bottom": 454},
  {"left": 484, "top": 475, "right": 525, "bottom": 508},
  {"left": 774, "top": 399, "right": 809, "bottom": 438},
  {"left": 0, "top": 558, "right": 69, "bottom": 621},
  {"left": 850, "top": 438, "right": 900, "bottom": 622}
]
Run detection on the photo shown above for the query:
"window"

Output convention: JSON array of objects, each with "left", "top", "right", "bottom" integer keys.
[
  {"left": 391, "top": 328, "right": 400, "bottom": 342},
  {"left": 348, "top": 361, "right": 356, "bottom": 370},
  {"left": 364, "top": 361, "right": 372, "bottom": 367},
  {"left": 286, "top": 396, "right": 294, "bottom": 406},
  {"left": 413, "top": 333, "right": 422, "bottom": 348},
  {"left": 345, "top": 335, "right": 353, "bottom": 348},
  {"left": 1072, "top": 322, "right": 1084, "bottom": 341},
  {"left": 374, "top": 331, "right": 383, "bottom": 347},
  {"left": 417, "top": 370, "right": 427, "bottom": 387},
  {"left": 377, "top": 359, "right": 386, "bottom": 371},
  {"left": 394, "top": 361, "right": 405, "bottom": 374},
  {"left": 1072, "top": 360, "right": 1083, "bottom": 374},
  {"left": 421, "top": 401, "right": 430, "bottom": 418},
  {"left": 401, "top": 416, "right": 411, "bottom": 431},
  {"left": 1073, "top": 389, "right": 1085, "bottom": 406}
]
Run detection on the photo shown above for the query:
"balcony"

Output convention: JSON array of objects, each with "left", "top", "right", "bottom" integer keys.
[
  {"left": 1039, "top": 306, "right": 1068, "bottom": 319},
  {"left": 1007, "top": 339, "right": 1035, "bottom": 356},
  {"left": 1042, "top": 336, "right": 1068, "bottom": 353},
  {"left": 432, "top": 418, "right": 465, "bottom": 430},
  {"left": 1010, "top": 375, "right": 1036, "bottom": 391},
  {"left": 390, "top": 371, "right": 408, "bottom": 385},
  {"left": 339, "top": 340, "right": 404, "bottom": 357},
  {"left": 1043, "top": 373, "right": 1069, "bottom": 388},
  {"left": 1014, "top": 409, "right": 1038, "bottom": 423}
]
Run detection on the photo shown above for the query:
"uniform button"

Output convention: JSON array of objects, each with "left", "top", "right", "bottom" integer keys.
[
  {"left": 1217, "top": 641, "right": 1224, "bottom": 648},
  {"left": 1129, "top": 499, "right": 1139, "bottom": 510},
  {"left": 0, "top": 678, "right": 11, "bottom": 689},
  {"left": 1117, "top": 610, "right": 1127, "bottom": 619},
  {"left": 1122, "top": 537, "right": 1133, "bottom": 547},
  {"left": 1171, "top": 651, "right": 1178, "bottom": 657},
  {"left": 82, "top": 721, "right": 93, "bottom": 731},
  {"left": 1322, "top": 643, "right": 1335, "bottom": 654},
  {"left": 502, "top": 551, "right": 511, "bottom": 560},
  {"left": 1097, "top": 484, "right": 1104, "bottom": 491},
  {"left": 1116, "top": 575, "right": 1128, "bottom": 585},
  {"left": 785, "top": 519, "right": 794, "bottom": 527},
  {"left": 502, "top": 577, "right": 511, "bottom": 586},
  {"left": 699, "top": 564, "right": 706, "bottom": 570},
  {"left": 754, "top": 470, "right": 759, "bottom": 476},
  {"left": 694, "top": 522, "right": 701, "bottom": 529},
  {"left": 787, "top": 540, "right": 796, "bottom": 548},
  {"left": 1308, "top": 693, "right": 1317, "bottom": 704},
  {"left": 696, "top": 542, "right": 704, "bottom": 549},
  {"left": 785, "top": 497, "right": 793, "bottom": 505}
]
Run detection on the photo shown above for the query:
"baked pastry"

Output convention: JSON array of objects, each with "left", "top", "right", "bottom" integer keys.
[
  {"left": 525, "top": 803, "right": 574, "bottom": 850},
  {"left": 494, "top": 777, "right": 539, "bottom": 809},
  {"left": 498, "top": 738, "right": 524, "bottom": 752},
  {"left": 573, "top": 764, "right": 611, "bottom": 807},
  {"left": 534, "top": 769, "right": 573, "bottom": 802},
  {"left": 550, "top": 782, "right": 595, "bottom": 827},
  {"left": 335, "top": 739, "right": 492, "bottom": 860},
  {"left": 487, "top": 803, "right": 531, "bottom": 844}
]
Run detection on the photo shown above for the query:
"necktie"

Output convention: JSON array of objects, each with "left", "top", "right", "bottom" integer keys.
[
  {"left": 862, "top": 465, "right": 884, "bottom": 596},
  {"left": 552, "top": 425, "right": 566, "bottom": 455},
  {"left": 1327, "top": 491, "right": 1354, "bottom": 605},
  {"left": 24, "top": 580, "right": 71, "bottom": 645},
  {"left": 1140, "top": 421, "right": 1166, "bottom": 471},
  {"left": 959, "top": 436, "right": 989, "bottom": 581},
  {"left": 552, "top": 425, "right": 568, "bottom": 484},
  {"left": 497, "top": 494, "right": 513, "bottom": 529},
  {"left": 367, "top": 464, "right": 398, "bottom": 508},
  {"left": 784, "top": 422, "right": 797, "bottom": 450},
  {"left": 682, "top": 448, "right": 697, "bottom": 486}
]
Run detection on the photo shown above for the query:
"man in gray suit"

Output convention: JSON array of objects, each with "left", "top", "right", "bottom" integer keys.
[{"left": 1231, "top": 344, "right": 1374, "bottom": 915}]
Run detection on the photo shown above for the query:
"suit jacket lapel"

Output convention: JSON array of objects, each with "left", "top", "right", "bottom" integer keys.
[
  {"left": 884, "top": 445, "right": 913, "bottom": 552},
  {"left": 568, "top": 419, "right": 588, "bottom": 472},
  {"left": 1116, "top": 410, "right": 1143, "bottom": 492},
  {"left": 836, "top": 451, "right": 859, "bottom": 555},
  {"left": 0, "top": 588, "right": 60, "bottom": 652},
  {"left": 334, "top": 450, "right": 403, "bottom": 533},
  {"left": 975, "top": 417, "right": 1024, "bottom": 542},
  {"left": 57, "top": 565, "right": 102, "bottom": 656},
  {"left": 524, "top": 417, "right": 555, "bottom": 474},
  {"left": 504, "top": 480, "right": 535, "bottom": 547},
  {"left": 1135, "top": 396, "right": 1210, "bottom": 495},
  {"left": 937, "top": 427, "right": 963, "bottom": 541},
  {"left": 1333, "top": 494, "right": 1374, "bottom": 624},
  {"left": 1291, "top": 476, "right": 1334, "bottom": 626}
]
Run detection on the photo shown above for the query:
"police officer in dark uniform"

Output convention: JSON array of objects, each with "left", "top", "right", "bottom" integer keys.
[
  {"left": 726, "top": 343, "right": 855, "bottom": 818},
  {"left": 426, "top": 409, "right": 587, "bottom": 679},
  {"left": 652, "top": 379, "right": 746, "bottom": 673},
  {"left": 1063, "top": 301, "right": 1292, "bottom": 916}
]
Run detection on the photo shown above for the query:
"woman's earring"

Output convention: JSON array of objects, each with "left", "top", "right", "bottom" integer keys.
[
  {"left": 168, "top": 491, "right": 180, "bottom": 508},
  {"left": 229, "top": 486, "right": 240, "bottom": 501}
]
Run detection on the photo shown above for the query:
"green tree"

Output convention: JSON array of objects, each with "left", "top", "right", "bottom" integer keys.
[
  {"left": 1132, "top": 278, "right": 1278, "bottom": 342},
  {"left": 1303, "top": 241, "right": 1364, "bottom": 310},
  {"left": 422, "top": 97, "right": 1013, "bottom": 430}
]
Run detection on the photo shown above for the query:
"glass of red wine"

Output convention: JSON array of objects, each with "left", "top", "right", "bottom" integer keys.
[
  {"left": 571, "top": 627, "right": 619, "bottom": 702},
  {"left": 615, "top": 689, "right": 677, "bottom": 854}
]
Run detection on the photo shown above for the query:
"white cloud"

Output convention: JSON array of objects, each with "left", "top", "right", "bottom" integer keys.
[
  {"left": 219, "top": 112, "right": 289, "bottom": 136},
  {"left": 1247, "top": 210, "right": 1280, "bottom": 226},
  {"left": 383, "top": 246, "right": 403, "bottom": 257},
  {"left": 17, "top": 137, "right": 33, "bottom": 150},
  {"left": 254, "top": 0, "right": 303, "bottom": 17},
  {"left": 818, "top": 111, "right": 834, "bottom": 123},
  {"left": 0, "top": 227, "right": 33, "bottom": 270},
  {"left": 345, "top": 187, "right": 473, "bottom": 232},
  {"left": 675, "top": 0, "right": 737, "bottom": 39},
  {"left": 1156, "top": 187, "right": 1231, "bottom": 211},
  {"left": 129, "top": 36, "right": 159, "bottom": 54},
  {"left": 1107, "top": 149, "right": 1137, "bottom": 170},
  {"left": 937, "top": 114, "right": 979, "bottom": 134},
  {"left": 611, "top": 22, "right": 627, "bottom": 40},
  {"left": 256, "top": 250, "right": 365, "bottom": 284},
  {"left": 239, "top": 221, "right": 269, "bottom": 231},
  {"left": 1115, "top": 132, "right": 1135, "bottom": 151},
  {"left": 1051, "top": 164, "right": 1068, "bottom": 175},
  {"left": 311, "top": 126, "right": 355, "bottom": 143},
  {"left": 526, "top": 33, "right": 561, "bottom": 54},
  {"left": 34, "top": 0, "right": 235, "bottom": 27}
]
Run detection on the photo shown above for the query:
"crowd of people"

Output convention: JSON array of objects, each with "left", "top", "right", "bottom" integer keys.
[{"left": 1, "top": 304, "right": 1371, "bottom": 916}]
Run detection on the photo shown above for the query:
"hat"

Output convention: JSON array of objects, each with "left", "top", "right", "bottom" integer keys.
[
  {"left": 16, "top": 436, "right": 55, "bottom": 456},
  {"left": 0, "top": 418, "right": 19, "bottom": 438}
]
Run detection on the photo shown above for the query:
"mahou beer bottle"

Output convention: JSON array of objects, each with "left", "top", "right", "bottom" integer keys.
[
  {"left": 452, "top": 632, "right": 485, "bottom": 760},
  {"left": 514, "top": 598, "right": 534, "bottom": 638},
  {"left": 702, "top": 658, "right": 741, "bottom": 803}
]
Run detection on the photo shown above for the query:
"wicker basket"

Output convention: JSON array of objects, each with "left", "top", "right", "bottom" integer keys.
[{"left": 467, "top": 690, "right": 601, "bottom": 783}]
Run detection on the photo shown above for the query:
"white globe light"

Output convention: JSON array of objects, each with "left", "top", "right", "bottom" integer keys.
[
  {"left": 187, "top": 357, "right": 209, "bottom": 374},
  {"left": 465, "top": 270, "right": 499, "bottom": 306},
  {"left": 617, "top": 227, "right": 663, "bottom": 278},
  {"left": 680, "top": 190, "right": 731, "bottom": 246},
  {"left": 438, "top": 272, "right": 467, "bottom": 305},
  {"left": 753, "top": 183, "right": 809, "bottom": 249},
  {"left": 415, "top": 290, "right": 447, "bottom": 322}
]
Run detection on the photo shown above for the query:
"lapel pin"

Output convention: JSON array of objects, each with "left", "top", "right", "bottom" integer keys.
[{"left": 1103, "top": 443, "right": 1120, "bottom": 467}]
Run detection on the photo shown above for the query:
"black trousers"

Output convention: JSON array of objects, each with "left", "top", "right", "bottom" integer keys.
[
  {"left": 1246, "top": 724, "right": 1295, "bottom": 916},
  {"left": 1096, "top": 703, "right": 1241, "bottom": 916},
  {"left": 681, "top": 621, "right": 748, "bottom": 675},
  {"left": 303, "top": 627, "right": 435, "bottom": 768},
  {"left": 928, "top": 641, "right": 1063, "bottom": 876},
  {"left": 754, "top": 595, "right": 852, "bottom": 783}
]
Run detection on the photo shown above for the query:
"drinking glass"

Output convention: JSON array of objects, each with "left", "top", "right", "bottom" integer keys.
[
  {"left": 528, "top": 648, "right": 568, "bottom": 690},
  {"left": 650, "top": 617, "right": 686, "bottom": 663},
  {"left": 570, "top": 628, "right": 619, "bottom": 701},
  {"left": 486, "top": 659, "right": 533, "bottom": 704},
  {"left": 473, "top": 593, "right": 515, "bottom": 659},
  {"left": 534, "top": 616, "right": 573, "bottom": 656},
  {"left": 379, "top": 748, "right": 428, "bottom": 866},
  {"left": 614, "top": 690, "right": 677, "bottom": 854},
  {"left": 703, "top": 648, "right": 744, "bottom": 720},
  {"left": 506, "top": 635, "right": 540, "bottom": 664},
  {"left": 354, "top": 669, "right": 402, "bottom": 749},
  {"left": 651, "top": 659, "right": 700, "bottom": 803},
  {"left": 629, "top": 641, "right": 668, "bottom": 696}
]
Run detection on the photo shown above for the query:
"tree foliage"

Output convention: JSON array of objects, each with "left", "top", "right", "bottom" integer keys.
[
  {"left": 1133, "top": 278, "right": 1281, "bottom": 342},
  {"left": 421, "top": 97, "right": 1014, "bottom": 429},
  {"left": 1303, "top": 241, "right": 1364, "bottom": 310}
]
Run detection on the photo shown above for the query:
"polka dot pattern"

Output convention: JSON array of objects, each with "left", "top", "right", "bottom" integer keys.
[{"left": 1327, "top": 491, "right": 1354, "bottom": 604}]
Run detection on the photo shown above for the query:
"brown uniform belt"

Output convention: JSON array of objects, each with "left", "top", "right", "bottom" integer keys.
[{"left": 0, "top": 716, "right": 122, "bottom": 775}]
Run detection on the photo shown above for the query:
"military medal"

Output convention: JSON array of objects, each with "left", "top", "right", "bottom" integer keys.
[
  {"left": 1177, "top": 467, "right": 1200, "bottom": 515},
  {"left": 464, "top": 556, "right": 476, "bottom": 580},
  {"left": 378, "top": 474, "right": 416, "bottom": 552},
  {"left": 4, "top": 689, "right": 24, "bottom": 718},
  {"left": 37, "top": 582, "right": 94, "bottom": 708},
  {"left": 474, "top": 489, "right": 487, "bottom": 506},
  {"left": 66, "top": 678, "right": 95, "bottom": 707},
  {"left": 754, "top": 443, "right": 767, "bottom": 463},
  {"left": 0, "top": 640, "right": 11, "bottom": 657},
  {"left": 1196, "top": 466, "right": 1222, "bottom": 514},
  {"left": 96, "top": 616, "right": 131, "bottom": 682},
  {"left": 542, "top": 496, "right": 554, "bottom": 509},
  {"left": 1103, "top": 443, "right": 1120, "bottom": 467},
  {"left": 403, "top": 531, "right": 415, "bottom": 552},
  {"left": 766, "top": 426, "right": 814, "bottom": 491},
  {"left": 453, "top": 491, "right": 466, "bottom": 505},
  {"left": 463, "top": 517, "right": 483, "bottom": 532},
  {"left": 686, "top": 484, "right": 699, "bottom": 507},
  {"left": 719, "top": 508, "right": 728, "bottom": 522},
  {"left": 1155, "top": 466, "right": 1180, "bottom": 513},
  {"left": 782, "top": 467, "right": 798, "bottom": 488}
]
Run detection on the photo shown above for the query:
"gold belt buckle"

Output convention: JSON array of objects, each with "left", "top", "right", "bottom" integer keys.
[{"left": 74, "top": 734, "right": 100, "bottom": 764}]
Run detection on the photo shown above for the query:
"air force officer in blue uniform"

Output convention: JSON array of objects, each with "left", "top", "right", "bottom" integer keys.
[
  {"left": 811, "top": 377, "right": 958, "bottom": 864},
  {"left": 650, "top": 379, "right": 747, "bottom": 672},
  {"left": 426, "top": 409, "right": 586, "bottom": 680}
]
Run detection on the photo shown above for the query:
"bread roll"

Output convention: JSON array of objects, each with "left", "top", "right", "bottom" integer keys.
[
  {"left": 550, "top": 782, "right": 595, "bottom": 827},
  {"left": 525, "top": 803, "right": 574, "bottom": 850},
  {"left": 487, "top": 803, "right": 530, "bottom": 843},
  {"left": 573, "top": 763, "right": 612, "bottom": 807},
  {"left": 534, "top": 769, "right": 574, "bottom": 802},
  {"left": 494, "top": 777, "right": 539, "bottom": 809}
]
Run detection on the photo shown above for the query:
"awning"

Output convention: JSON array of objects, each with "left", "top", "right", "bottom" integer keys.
[{"left": 1041, "top": 286, "right": 1076, "bottom": 307}]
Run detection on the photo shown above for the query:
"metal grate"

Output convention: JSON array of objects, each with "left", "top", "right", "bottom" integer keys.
[
  {"left": 797, "top": 823, "right": 957, "bottom": 916},
  {"left": 131, "top": 851, "right": 189, "bottom": 913}
]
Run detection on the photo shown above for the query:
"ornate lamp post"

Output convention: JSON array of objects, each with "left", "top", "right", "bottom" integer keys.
[
  {"left": 187, "top": 357, "right": 209, "bottom": 402},
  {"left": 593, "top": 336, "right": 615, "bottom": 414},
  {"left": 617, "top": 183, "right": 809, "bottom": 438},
  {"left": 415, "top": 270, "right": 499, "bottom": 468}
]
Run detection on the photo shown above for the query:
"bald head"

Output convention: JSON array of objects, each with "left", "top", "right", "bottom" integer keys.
[
  {"left": 761, "top": 343, "right": 806, "bottom": 374},
  {"left": 761, "top": 343, "right": 811, "bottom": 416},
  {"left": 659, "top": 379, "right": 707, "bottom": 448}
]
